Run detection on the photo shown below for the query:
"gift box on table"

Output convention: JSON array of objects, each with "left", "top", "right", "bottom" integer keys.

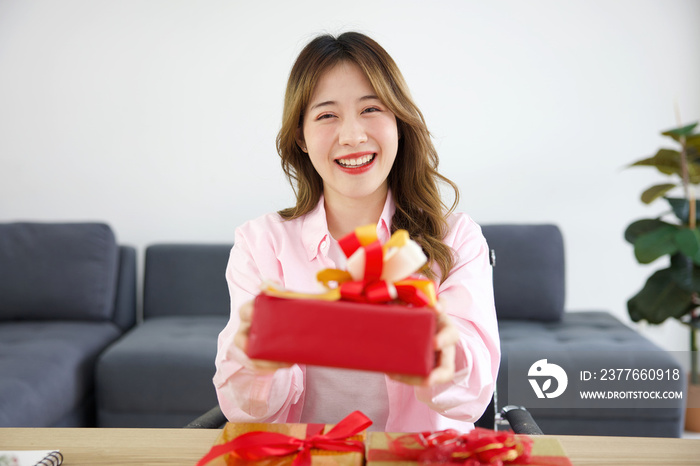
[
  {"left": 247, "top": 294, "right": 436, "bottom": 376},
  {"left": 246, "top": 225, "right": 439, "bottom": 377},
  {"left": 365, "top": 430, "right": 572, "bottom": 466},
  {"left": 197, "top": 411, "right": 372, "bottom": 466}
]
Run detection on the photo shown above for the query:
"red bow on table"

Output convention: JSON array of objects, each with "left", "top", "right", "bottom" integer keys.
[
  {"left": 196, "top": 411, "right": 372, "bottom": 466},
  {"left": 368, "top": 429, "right": 570, "bottom": 466}
]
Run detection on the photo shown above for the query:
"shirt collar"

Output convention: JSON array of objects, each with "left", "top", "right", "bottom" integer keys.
[
  {"left": 376, "top": 188, "right": 395, "bottom": 243},
  {"left": 301, "top": 189, "right": 395, "bottom": 262}
]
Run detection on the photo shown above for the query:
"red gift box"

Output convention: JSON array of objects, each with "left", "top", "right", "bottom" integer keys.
[{"left": 247, "top": 294, "right": 436, "bottom": 376}]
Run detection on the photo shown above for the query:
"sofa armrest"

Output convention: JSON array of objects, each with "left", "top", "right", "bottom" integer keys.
[
  {"left": 0, "top": 222, "right": 120, "bottom": 321},
  {"left": 112, "top": 245, "right": 137, "bottom": 331}
]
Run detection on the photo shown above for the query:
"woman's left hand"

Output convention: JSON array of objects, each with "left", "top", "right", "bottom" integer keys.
[{"left": 389, "top": 300, "right": 459, "bottom": 386}]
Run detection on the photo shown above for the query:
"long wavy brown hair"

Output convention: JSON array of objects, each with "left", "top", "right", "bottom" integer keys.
[{"left": 276, "top": 32, "right": 460, "bottom": 282}]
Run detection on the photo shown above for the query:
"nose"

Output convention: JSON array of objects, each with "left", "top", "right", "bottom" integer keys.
[{"left": 338, "top": 116, "right": 367, "bottom": 147}]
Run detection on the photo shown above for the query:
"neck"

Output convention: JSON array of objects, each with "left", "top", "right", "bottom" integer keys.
[{"left": 324, "top": 187, "right": 389, "bottom": 239}]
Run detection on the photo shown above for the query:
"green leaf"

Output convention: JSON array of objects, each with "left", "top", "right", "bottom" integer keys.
[
  {"left": 669, "top": 253, "right": 700, "bottom": 292},
  {"left": 687, "top": 134, "right": 700, "bottom": 151},
  {"left": 641, "top": 183, "right": 677, "bottom": 204},
  {"left": 687, "top": 158, "right": 700, "bottom": 184},
  {"left": 673, "top": 228, "right": 700, "bottom": 263},
  {"left": 665, "top": 197, "right": 700, "bottom": 224},
  {"left": 629, "top": 149, "right": 682, "bottom": 176},
  {"left": 625, "top": 218, "right": 674, "bottom": 244},
  {"left": 627, "top": 267, "right": 694, "bottom": 324},
  {"left": 633, "top": 223, "right": 679, "bottom": 263},
  {"left": 662, "top": 122, "right": 699, "bottom": 139}
]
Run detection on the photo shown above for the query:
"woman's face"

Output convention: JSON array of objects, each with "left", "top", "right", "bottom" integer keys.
[{"left": 299, "top": 61, "right": 399, "bottom": 204}]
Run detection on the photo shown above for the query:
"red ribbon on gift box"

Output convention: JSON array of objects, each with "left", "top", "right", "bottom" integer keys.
[
  {"left": 367, "top": 429, "right": 571, "bottom": 466},
  {"left": 196, "top": 411, "right": 372, "bottom": 466},
  {"left": 331, "top": 226, "right": 435, "bottom": 307},
  {"left": 262, "top": 225, "right": 437, "bottom": 308}
]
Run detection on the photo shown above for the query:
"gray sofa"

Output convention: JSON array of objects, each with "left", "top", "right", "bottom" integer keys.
[
  {"left": 96, "top": 244, "right": 231, "bottom": 427},
  {"left": 0, "top": 222, "right": 136, "bottom": 427},
  {"left": 93, "top": 223, "right": 686, "bottom": 437}
]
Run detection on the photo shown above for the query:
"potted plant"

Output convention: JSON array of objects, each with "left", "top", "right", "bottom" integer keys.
[{"left": 624, "top": 120, "right": 700, "bottom": 430}]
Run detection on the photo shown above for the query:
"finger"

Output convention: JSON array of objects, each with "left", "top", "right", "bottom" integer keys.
[
  {"left": 387, "top": 373, "right": 426, "bottom": 386},
  {"left": 434, "top": 314, "right": 459, "bottom": 350},
  {"left": 249, "top": 358, "right": 293, "bottom": 373},
  {"left": 435, "top": 324, "right": 459, "bottom": 350},
  {"left": 427, "top": 367, "right": 452, "bottom": 386},
  {"left": 427, "top": 344, "right": 456, "bottom": 385},
  {"left": 235, "top": 301, "right": 254, "bottom": 352},
  {"left": 239, "top": 300, "right": 254, "bottom": 322},
  {"left": 233, "top": 325, "right": 249, "bottom": 353},
  {"left": 433, "top": 297, "right": 446, "bottom": 313}
]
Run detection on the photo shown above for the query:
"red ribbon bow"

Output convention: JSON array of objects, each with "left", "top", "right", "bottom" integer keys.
[
  {"left": 336, "top": 229, "right": 432, "bottom": 307},
  {"left": 261, "top": 226, "right": 435, "bottom": 307},
  {"left": 368, "top": 429, "right": 570, "bottom": 466},
  {"left": 196, "top": 411, "right": 372, "bottom": 466}
]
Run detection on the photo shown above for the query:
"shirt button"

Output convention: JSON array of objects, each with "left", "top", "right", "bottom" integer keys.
[{"left": 321, "top": 240, "right": 328, "bottom": 249}]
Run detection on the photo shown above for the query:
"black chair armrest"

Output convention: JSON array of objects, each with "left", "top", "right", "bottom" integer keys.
[
  {"left": 500, "top": 405, "right": 543, "bottom": 435},
  {"left": 184, "top": 405, "right": 228, "bottom": 429}
]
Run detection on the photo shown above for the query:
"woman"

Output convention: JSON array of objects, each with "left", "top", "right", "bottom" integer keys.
[{"left": 214, "top": 32, "right": 499, "bottom": 432}]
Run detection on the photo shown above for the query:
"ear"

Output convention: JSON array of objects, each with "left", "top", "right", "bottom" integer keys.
[{"left": 295, "top": 127, "right": 307, "bottom": 153}]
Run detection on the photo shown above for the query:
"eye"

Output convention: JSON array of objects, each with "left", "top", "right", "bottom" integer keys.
[
  {"left": 316, "top": 113, "right": 335, "bottom": 121},
  {"left": 362, "top": 106, "right": 381, "bottom": 114}
]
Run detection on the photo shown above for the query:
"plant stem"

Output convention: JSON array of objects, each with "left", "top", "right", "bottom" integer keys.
[
  {"left": 692, "top": 326, "right": 699, "bottom": 385},
  {"left": 675, "top": 104, "right": 695, "bottom": 228},
  {"left": 691, "top": 188, "right": 697, "bottom": 230},
  {"left": 684, "top": 140, "right": 696, "bottom": 229},
  {"left": 679, "top": 134, "right": 693, "bottom": 224}
]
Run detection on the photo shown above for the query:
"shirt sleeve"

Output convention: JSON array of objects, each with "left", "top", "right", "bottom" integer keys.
[
  {"left": 213, "top": 223, "right": 305, "bottom": 422},
  {"left": 413, "top": 214, "right": 501, "bottom": 421}
]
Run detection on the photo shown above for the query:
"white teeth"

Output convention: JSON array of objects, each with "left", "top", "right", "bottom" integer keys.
[{"left": 337, "top": 154, "right": 375, "bottom": 167}]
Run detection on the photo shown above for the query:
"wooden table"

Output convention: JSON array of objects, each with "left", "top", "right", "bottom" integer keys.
[{"left": 1, "top": 428, "right": 699, "bottom": 465}]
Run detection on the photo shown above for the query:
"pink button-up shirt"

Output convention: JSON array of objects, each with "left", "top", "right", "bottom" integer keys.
[{"left": 214, "top": 193, "right": 500, "bottom": 432}]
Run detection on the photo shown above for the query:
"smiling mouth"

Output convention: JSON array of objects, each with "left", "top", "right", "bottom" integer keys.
[{"left": 335, "top": 153, "right": 376, "bottom": 168}]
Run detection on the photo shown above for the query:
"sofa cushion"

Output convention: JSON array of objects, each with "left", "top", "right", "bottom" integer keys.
[
  {"left": 0, "top": 321, "right": 122, "bottom": 427},
  {"left": 0, "top": 222, "right": 119, "bottom": 321},
  {"left": 143, "top": 244, "right": 232, "bottom": 319},
  {"left": 96, "top": 315, "right": 228, "bottom": 427},
  {"left": 481, "top": 224, "right": 565, "bottom": 322}
]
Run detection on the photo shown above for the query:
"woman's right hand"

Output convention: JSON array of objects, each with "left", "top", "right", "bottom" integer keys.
[{"left": 234, "top": 299, "right": 292, "bottom": 373}]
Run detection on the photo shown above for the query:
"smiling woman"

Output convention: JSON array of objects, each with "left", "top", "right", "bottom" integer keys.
[{"left": 213, "top": 31, "right": 500, "bottom": 433}]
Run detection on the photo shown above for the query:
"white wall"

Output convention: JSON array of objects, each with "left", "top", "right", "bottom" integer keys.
[{"left": 1, "top": 0, "right": 699, "bottom": 351}]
